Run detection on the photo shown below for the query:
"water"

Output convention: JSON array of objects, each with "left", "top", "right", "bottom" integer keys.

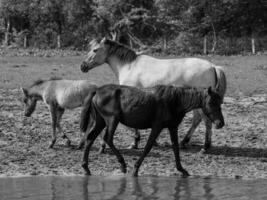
[{"left": 0, "top": 176, "right": 267, "bottom": 200}]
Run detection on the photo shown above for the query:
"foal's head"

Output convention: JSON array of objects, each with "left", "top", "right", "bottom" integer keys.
[
  {"left": 21, "top": 88, "right": 38, "bottom": 117},
  {"left": 202, "top": 87, "right": 225, "bottom": 129}
]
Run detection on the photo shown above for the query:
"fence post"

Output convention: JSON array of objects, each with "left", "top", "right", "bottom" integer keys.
[
  {"left": 4, "top": 19, "right": 11, "bottom": 46},
  {"left": 251, "top": 37, "right": 255, "bottom": 54},
  {"left": 23, "top": 35, "right": 27, "bottom": 48},
  {"left": 203, "top": 35, "right": 207, "bottom": 54},
  {"left": 163, "top": 35, "right": 167, "bottom": 51},
  {"left": 57, "top": 34, "right": 61, "bottom": 49}
]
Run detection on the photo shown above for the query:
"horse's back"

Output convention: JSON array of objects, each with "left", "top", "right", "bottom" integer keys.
[
  {"left": 128, "top": 56, "right": 218, "bottom": 88},
  {"left": 94, "top": 84, "right": 158, "bottom": 129},
  {"left": 44, "top": 80, "right": 96, "bottom": 109}
]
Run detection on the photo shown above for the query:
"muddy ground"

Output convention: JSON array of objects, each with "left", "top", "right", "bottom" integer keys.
[{"left": 0, "top": 53, "right": 266, "bottom": 179}]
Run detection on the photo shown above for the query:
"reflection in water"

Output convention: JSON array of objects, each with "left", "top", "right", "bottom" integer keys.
[
  {"left": 0, "top": 176, "right": 267, "bottom": 200},
  {"left": 203, "top": 178, "right": 215, "bottom": 200}
]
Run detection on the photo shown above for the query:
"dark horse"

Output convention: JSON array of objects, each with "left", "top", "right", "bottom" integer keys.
[{"left": 80, "top": 84, "right": 225, "bottom": 177}]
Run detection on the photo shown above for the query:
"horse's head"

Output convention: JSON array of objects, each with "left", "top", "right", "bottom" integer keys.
[
  {"left": 81, "top": 37, "right": 108, "bottom": 73},
  {"left": 21, "top": 87, "right": 37, "bottom": 117},
  {"left": 202, "top": 87, "right": 225, "bottom": 129}
]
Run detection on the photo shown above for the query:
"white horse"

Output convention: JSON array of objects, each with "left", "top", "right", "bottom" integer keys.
[
  {"left": 80, "top": 38, "right": 227, "bottom": 151},
  {"left": 21, "top": 78, "right": 97, "bottom": 148}
]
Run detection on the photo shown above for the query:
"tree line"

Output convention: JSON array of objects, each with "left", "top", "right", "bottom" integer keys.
[{"left": 0, "top": 0, "right": 266, "bottom": 55}]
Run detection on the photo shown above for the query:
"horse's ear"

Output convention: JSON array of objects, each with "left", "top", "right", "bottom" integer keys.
[
  {"left": 100, "top": 37, "right": 107, "bottom": 44},
  {"left": 89, "top": 39, "right": 98, "bottom": 48},
  {"left": 21, "top": 87, "right": 28, "bottom": 96}
]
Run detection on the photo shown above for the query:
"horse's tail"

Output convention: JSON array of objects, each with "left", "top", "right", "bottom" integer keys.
[
  {"left": 80, "top": 91, "right": 96, "bottom": 132},
  {"left": 214, "top": 66, "right": 227, "bottom": 99}
]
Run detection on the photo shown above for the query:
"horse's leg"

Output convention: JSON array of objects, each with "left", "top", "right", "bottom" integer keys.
[
  {"left": 201, "top": 112, "right": 213, "bottom": 151},
  {"left": 77, "top": 133, "right": 85, "bottom": 150},
  {"left": 82, "top": 119, "right": 105, "bottom": 175},
  {"left": 104, "top": 117, "right": 127, "bottom": 173},
  {"left": 168, "top": 127, "right": 189, "bottom": 177},
  {"left": 181, "top": 109, "right": 202, "bottom": 149},
  {"left": 97, "top": 131, "right": 107, "bottom": 154},
  {"left": 129, "top": 128, "right": 141, "bottom": 149},
  {"left": 129, "top": 129, "right": 159, "bottom": 149},
  {"left": 56, "top": 107, "right": 71, "bottom": 146},
  {"left": 132, "top": 125, "right": 161, "bottom": 177},
  {"left": 49, "top": 103, "right": 57, "bottom": 148}
]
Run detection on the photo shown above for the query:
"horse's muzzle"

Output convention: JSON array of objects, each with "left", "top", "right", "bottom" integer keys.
[
  {"left": 81, "top": 62, "right": 89, "bottom": 73},
  {"left": 214, "top": 120, "right": 224, "bottom": 129}
]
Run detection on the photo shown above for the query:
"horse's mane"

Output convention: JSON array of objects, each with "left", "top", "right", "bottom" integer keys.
[
  {"left": 155, "top": 85, "right": 204, "bottom": 107},
  {"left": 104, "top": 39, "right": 137, "bottom": 63},
  {"left": 30, "top": 77, "right": 62, "bottom": 87}
]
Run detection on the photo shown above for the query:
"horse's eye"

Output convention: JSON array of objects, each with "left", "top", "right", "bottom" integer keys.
[{"left": 93, "top": 49, "right": 98, "bottom": 53}]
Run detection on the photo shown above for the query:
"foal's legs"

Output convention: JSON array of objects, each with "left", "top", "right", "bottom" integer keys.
[
  {"left": 56, "top": 107, "right": 71, "bottom": 146},
  {"left": 77, "top": 134, "right": 86, "bottom": 149},
  {"left": 181, "top": 109, "right": 202, "bottom": 148},
  {"left": 104, "top": 117, "right": 127, "bottom": 173},
  {"left": 129, "top": 129, "right": 141, "bottom": 149},
  {"left": 49, "top": 103, "right": 57, "bottom": 148},
  {"left": 99, "top": 127, "right": 140, "bottom": 152},
  {"left": 82, "top": 119, "right": 105, "bottom": 175},
  {"left": 181, "top": 109, "right": 213, "bottom": 151},
  {"left": 130, "top": 128, "right": 159, "bottom": 149},
  {"left": 201, "top": 112, "right": 213, "bottom": 151},
  {"left": 97, "top": 131, "right": 107, "bottom": 154},
  {"left": 168, "top": 127, "right": 189, "bottom": 177},
  {"left": 132, "top": 125, "right": 161, "bottom": 177}
]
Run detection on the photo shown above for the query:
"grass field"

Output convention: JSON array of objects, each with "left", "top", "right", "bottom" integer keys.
[{"left": 0, "top": 53, "right": 266, "bottom": 178}]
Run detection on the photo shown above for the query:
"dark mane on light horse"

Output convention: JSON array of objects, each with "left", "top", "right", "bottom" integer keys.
[
  {"left": 104, "top": 39, "right": 137, "bottom": 63},
  {"left": 30, "top": 77, "right": 62, "bottom": 87}
]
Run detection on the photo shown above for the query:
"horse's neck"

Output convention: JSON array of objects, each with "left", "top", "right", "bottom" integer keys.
[
  {"left": 180, "top": 90, "right": 204, "bottom": 113},
  {"left": 29, "top": 84, "right": 45, "bottom": 100},
  {"left": 107, "top": 56, "right": 131, "bottom": 81}
]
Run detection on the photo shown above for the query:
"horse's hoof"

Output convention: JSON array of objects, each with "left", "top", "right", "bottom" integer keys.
[
  {"left": 49, "top": 140, "right": 56, "bottom": 148},
  {"left": 82, "top": 164, "right": 91, "bottom": 175},
  {"left": 85, "top": 171, "right": 91, "bottom": 176},
  {"left": 181, "top": 170, "right": 190, "bottom": 178},
  {"left": 132, "top": 168, "right": 138, "bottom": 177},
  {"left": 77, "top": 143, "right": 84, "bottom": 150},
  {"left": 76, "top": 145, "right": 83, "bottom": 150}
]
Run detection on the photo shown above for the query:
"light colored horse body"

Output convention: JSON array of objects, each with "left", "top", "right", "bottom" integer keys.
[
  {"left": 111, "top": 56, "right": 217, "bottom": 88},
  {"left": 81, "top": 38, "right": 227, "bottom": 150},
  {"left": 21, "top": 78, "right": 97, "bottom": 148}
]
